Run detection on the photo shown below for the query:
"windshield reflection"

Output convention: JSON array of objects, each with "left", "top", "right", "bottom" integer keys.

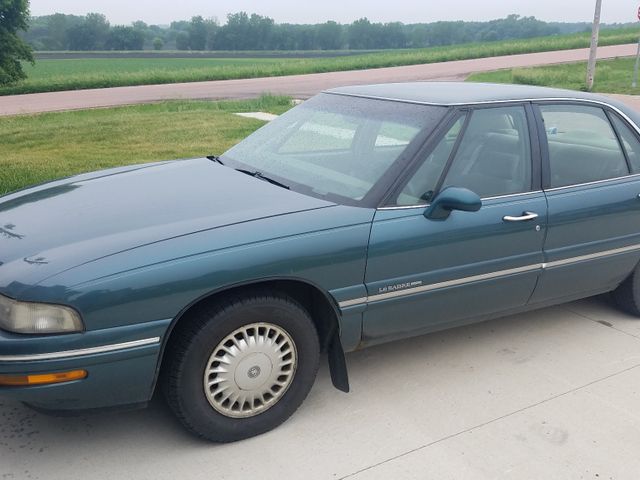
[{"left": 222, "top": 93, "right": 446, "bottom": 207}]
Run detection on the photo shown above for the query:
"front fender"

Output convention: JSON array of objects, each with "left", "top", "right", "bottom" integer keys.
[{"left": 18, "top": 205, "right": 374, "bottom": 334}]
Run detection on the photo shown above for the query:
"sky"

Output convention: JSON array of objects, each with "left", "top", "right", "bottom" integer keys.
[{"left": 28, "top": 0, "right": 638, "bottom": 25}]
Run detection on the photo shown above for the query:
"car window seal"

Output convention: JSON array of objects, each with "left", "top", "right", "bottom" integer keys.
[{"left": 605, "top": 110, "right": 633, "bottom": 175}]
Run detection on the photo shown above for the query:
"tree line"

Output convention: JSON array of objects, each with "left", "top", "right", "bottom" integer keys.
[
  {"left": 1, "top": 0, "right": 33, "bottom": 85},
  {"left": 22, "top": 12, "right": 617, "bottom": 52}
]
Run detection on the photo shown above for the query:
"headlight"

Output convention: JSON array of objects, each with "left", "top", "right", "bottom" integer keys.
[{"left": 0, "top": 294, "right": 83, "bottom": 334}]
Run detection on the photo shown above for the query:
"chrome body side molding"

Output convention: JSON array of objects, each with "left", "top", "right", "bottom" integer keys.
[
  {"left": 339, "top": 243, "right": 640, "bottom": 309},
  {"left": 0, "top": 337, "right": 161, "bottom": 362}
]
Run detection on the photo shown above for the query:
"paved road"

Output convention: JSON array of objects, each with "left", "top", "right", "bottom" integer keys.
[
  {"left": 0, "top": 43, "right": 637, "bottom": 116},
  {"left": 35, "top": 50, "right": 383, "bottom": 60},
  {"left": 2, "top": 296, "right": 640, "bottom": 479}
]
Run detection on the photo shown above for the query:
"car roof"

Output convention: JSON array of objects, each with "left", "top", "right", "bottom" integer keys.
[{"left": 325, "top": 82, "right": 613, "bottom": 107}]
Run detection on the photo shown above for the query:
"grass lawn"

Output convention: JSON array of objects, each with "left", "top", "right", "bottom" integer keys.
[
  {"left": 2, "top": 27, "right": 638, "bottom": 96},
  {"left": 0, "top": 95, "right": 293, "bottom": 196},
  {"left": 467, "top": 57, "right": 640, "bottom": 95}
]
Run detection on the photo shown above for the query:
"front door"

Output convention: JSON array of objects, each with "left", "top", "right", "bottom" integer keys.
[{"left": 362, "top": 104, "right": 547, "bottom": 346}]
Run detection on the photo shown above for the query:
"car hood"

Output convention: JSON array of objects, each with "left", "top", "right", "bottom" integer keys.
[{"left": 0, "top": 158, "right": 333, "bottom": 296}]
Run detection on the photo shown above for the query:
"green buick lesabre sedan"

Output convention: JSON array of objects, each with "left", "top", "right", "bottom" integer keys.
[{"left": 3, "top": 82, "right": 640, "bottom": 442}]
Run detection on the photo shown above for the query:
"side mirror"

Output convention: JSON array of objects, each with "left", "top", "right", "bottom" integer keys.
[{"left": 424, "top": 187, "right": 482, "bottom": 220}]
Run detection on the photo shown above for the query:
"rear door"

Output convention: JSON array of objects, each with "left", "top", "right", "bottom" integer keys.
[
  {"left": 362, "top": 104, "right": 547, "bottom": 346},
  {"left": 530, "top": 102, "right": 640, "bottom": 304}
]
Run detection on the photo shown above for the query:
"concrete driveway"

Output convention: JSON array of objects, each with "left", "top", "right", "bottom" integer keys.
[{"left": 2, "top": 295, "right": 640, "bottom": 479}]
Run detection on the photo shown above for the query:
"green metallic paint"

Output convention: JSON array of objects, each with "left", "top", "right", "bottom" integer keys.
[
  {"left": 362, "top": 193, "right": 547, "bottom": 346},
  {"left": 532, "top": 176, "right": 640, "bottom": 303},
  {"left": 0, "top": 158, "right": 373, "bottom": 409},
  {"left": 3, "top": 85, "right": 640, "bottom": 413},
  {"left": 424, "top": 187, "right": 482, "bottom": 220},
  {"left": 0, "top": 343, "right": 161, "bottom": 410}
]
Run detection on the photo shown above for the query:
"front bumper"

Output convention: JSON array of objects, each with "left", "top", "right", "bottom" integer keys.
[{"left": 0, "top": 318, "right": 171, "bottom": 411}]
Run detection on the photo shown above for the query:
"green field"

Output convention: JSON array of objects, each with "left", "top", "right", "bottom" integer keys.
[
  {"left": 0, "top": 95, "right": 293, "bottom": 195},
  {"left": 10, "top": 57, "right": 300, "bottom": 95},
  {"left": 467, "top": 57, "right": 640, "bottom": 95},
  {"left": 2, "top": 27, "right": 638, "bottom": 96}
]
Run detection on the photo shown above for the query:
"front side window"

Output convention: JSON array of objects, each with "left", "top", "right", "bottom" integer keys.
[
  {"left": 396, "top": 115, "right": 466, "bottom": 206},
  {"left": 222, "top": 94, "right": 447, "bottom": 205},
  {"left": 540, "top": 105, "right": 630, "bottom": 188},
  {"left": 441, "top": 106, "right": 532, "bottom": 198}
]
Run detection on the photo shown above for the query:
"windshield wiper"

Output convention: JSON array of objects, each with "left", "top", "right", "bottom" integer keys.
[
  {"left": 235, "top": 168, "right": 290, "bottom": 190},
  {"left": 208, "top": 157, "right": 289, "bottom": 190}
]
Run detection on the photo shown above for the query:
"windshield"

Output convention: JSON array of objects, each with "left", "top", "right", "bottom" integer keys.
[{"left": 222, "top": 93, "right": 447, "bottom": 206}]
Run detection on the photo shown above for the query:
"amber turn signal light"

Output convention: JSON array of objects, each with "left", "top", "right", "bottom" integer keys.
[{"left": 0, "top": 370, "right": 87, "bottom": 386}]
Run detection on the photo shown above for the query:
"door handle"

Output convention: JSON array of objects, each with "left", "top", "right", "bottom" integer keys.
[{"left": 503, "top": 211, "right": 539, "bottom": 222}]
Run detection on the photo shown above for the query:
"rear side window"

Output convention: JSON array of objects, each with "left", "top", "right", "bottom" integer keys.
[
  {"left": 540, "top": 105, "right": 630, "bottom": 188},
  {"left": 610, "top": 114, "right": 640, "bottom": 174}
]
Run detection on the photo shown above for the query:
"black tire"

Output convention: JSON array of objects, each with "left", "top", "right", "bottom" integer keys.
[
  {"left": 612, "top": 266, "right": 640, "bottom": 316},
  {"left": 163, "top": 290, "right": 320, "bottom": 442}
]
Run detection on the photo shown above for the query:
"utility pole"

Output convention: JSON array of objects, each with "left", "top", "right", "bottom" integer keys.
[
  {"left": 633, "top": 6, "right": 640, "bottom": 88},
  {"left": 633, "top": 33, "right": 640, "bottom": 88},
  {"left": 586, "top": 0, "right": 603, "bottom": 91}
]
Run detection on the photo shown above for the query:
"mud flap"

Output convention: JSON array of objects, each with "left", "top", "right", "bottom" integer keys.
[{"left": 328, "top": 332, "right": 350, "bottom": 393}]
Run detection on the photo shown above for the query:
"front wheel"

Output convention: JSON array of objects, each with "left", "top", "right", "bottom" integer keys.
[{"left": 163, "top": 292, "right": 320, "bottom": 442}]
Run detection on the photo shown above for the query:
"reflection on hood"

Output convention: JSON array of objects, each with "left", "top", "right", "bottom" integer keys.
[
  {"left": 0, "top": 185, "right": 79, "bottom": 213},
  {"left": 0, "top": 224, "right": 24, "bottom": 240}
]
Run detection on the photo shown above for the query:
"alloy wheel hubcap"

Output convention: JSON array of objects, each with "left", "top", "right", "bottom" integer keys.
[{"left": 204, "top": 322, "right": 297, "bottom": 418}]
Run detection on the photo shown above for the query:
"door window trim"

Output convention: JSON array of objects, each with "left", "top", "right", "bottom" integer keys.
[
  {"left": 377, "top": 189, "right": 545, "bottom": 211},
  {"left": 376, "top": 98, "right": 640, "bottom": 209},
  {"left": 380, "top": 102, "right": 539, "bottom": 208},
  {"left": 430, "top": 109, "right": 473, "bottom": 196},
  {"left": 378, "top": 108, "right": 465, "bottom": 208},
  {"left": 543, "top": 173, "right": 640, "bottom": 193},
  {"left": 606, "top": 109, "right": 640, "bottom": 175},
  {"left": 605, "top": 109, "right": 634, "bottom": 174},
  {"left": 533, "top": 100, "right": 638, "bottom": 191}
]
